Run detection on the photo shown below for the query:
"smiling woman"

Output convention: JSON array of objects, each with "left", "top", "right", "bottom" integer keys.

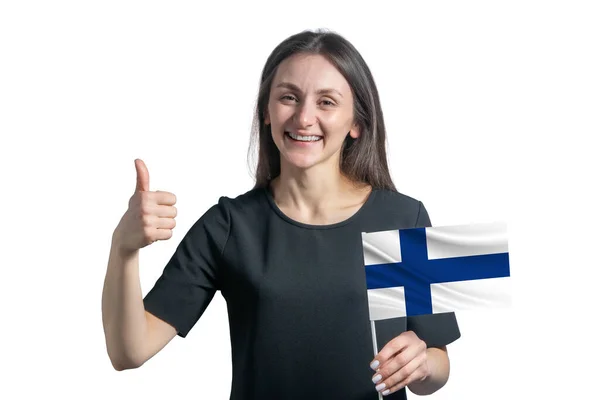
[
  {"left": 249, "top": 30, "right": 396, "bottom": 195},
  {"left": 102, "top": 28, "right": 460, "bottom": 400}
]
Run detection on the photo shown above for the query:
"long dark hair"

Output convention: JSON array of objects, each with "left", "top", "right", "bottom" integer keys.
[{"left": 248, "top": 28, "right": 396, "bottom": 191}]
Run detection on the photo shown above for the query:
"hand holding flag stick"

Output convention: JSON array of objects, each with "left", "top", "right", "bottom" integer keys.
[{"left": 368, "top": 330, "right": 432, "bottom": 397}]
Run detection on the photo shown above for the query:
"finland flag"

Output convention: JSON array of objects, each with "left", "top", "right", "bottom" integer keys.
[{"left": 362, "top": 221, "right": 511, "bottom": 320}]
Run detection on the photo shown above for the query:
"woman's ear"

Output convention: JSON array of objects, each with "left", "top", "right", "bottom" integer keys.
[
  {"left": 264, "top": 110, "right": 270, "bottom": 125},
  {"left": 349, "top": 123, "right": 360, "bottom": 139}
]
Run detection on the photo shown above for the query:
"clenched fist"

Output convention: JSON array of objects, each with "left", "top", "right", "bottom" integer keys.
[{"left": 113, "top": 159, "right": 177, "bottom": 254}]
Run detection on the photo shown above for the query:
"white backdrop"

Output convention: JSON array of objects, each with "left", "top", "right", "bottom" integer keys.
[{"left": 1, "top": 1, "right": 599, "bottom": 399}]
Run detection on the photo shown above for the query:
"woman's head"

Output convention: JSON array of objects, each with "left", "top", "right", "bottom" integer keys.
[{"left": 249, "top": 29, "right": 396, "bottom": 191}]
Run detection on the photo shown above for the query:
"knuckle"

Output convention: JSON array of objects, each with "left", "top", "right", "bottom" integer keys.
[
  {"left": 384, "top": 345, "right": 398, "bottom": 356},
  {"left": 381, "top": 362, "right": 398, "bottom": 379},
  {"left": 384, "top": 376, "right": 399, "bottom": 391},
  {"left": 140, "top": 191, "right": 154, "bottom": 207},
  {"left": 376, "top": 349, "right": 389, "bottom": 362},
  {"left": 392, "top": 335, "right": 404, "bottom": 345},
  {"left": 401, "top": 365, "right": 413, "bottom": 379},
  {"left": 139, "top": 200, "right": 149, "bottom": 213},
  {"left": 159, "top": 191, "right": 176, "bottom": 204},
  {"left": 395, "top": 353, "right": 408, "bottom": 366},
  {"left": 377, "top": 366, "right": 389, "bottom": 379},
  {"left": 143, "top": 227, "right": 154, "bottom": 241},
  {"left": 391, "top": 368, "right": 406, "bottom": 383},
  {"left": 142, "top": 214, "right": 153, "bottom": 227}
]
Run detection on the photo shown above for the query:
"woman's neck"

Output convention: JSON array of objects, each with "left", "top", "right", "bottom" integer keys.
[{"left": 270, "top": 165, "right": 372, "bottom": 225}]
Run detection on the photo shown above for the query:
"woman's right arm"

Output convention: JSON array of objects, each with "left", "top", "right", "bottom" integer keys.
[
  {"left": 102, "top": 240, "right": 177, "bottom": 371},
  {"left": 101, "top": 159, "right": 178, "bottom": 371}
]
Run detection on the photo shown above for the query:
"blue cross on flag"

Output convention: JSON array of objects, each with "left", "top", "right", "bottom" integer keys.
[{"left": 362, "top": 221, "right": 511, "bottom": 320}]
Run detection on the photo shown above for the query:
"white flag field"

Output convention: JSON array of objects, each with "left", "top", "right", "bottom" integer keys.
[{"left": 361, "top": 221, "right": 511, "bottom": 320}]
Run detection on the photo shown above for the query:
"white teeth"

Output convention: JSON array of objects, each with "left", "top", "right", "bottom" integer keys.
[{"left": 286, "top": 132, "right": 322, "bottom": 142}]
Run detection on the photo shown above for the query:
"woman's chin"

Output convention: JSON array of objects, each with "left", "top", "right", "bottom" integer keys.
[{"left": 281, "top": 153, "right": 322, "bottom": 171}]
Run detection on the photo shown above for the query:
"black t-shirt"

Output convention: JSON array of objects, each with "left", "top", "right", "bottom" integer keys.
[{"left": 143, "top": 187, "right": 461, "bottom": 400}]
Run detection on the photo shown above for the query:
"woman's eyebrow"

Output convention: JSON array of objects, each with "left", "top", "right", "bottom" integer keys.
[{"left": 275, "top": 82, "right": 343, "bottom": 98}]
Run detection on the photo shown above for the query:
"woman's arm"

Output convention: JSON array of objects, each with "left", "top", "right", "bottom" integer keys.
[
  {"left": 102, "top": 232, "right": 177, "bottom": 371},
  {"left": 407, "top": 346, "right": 450, "bottom": 395}
]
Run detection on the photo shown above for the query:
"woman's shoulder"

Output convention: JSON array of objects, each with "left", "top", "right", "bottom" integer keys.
[
  {"left": 217, "top": 186, "right": 266, "bottom": 207},
  {"left": 190, "top": 187, "right": 267, "bottom": 236},
  {"left": 209, "top": 186, "right": 269, "bottom": 219},
  {"left": 372, "top": 188, "right": 424, "bottom": 209},
  {"left": 367, "top": 188, "right": 430, "bottom": 228}
]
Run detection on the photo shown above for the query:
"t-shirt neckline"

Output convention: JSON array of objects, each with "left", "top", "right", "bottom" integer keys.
[{"left": 262, "top": 186, "right": 378, "bottom": 230}]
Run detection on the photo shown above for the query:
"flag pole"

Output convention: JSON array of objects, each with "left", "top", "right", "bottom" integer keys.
[{"left": 370, "top": 320, "right": 384, "bottom": 400}]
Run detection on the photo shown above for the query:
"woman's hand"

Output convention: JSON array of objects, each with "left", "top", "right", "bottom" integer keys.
[
  {"left": 112, "top": 159, "right": 178, "bottom": 256},
  {"left": 369, "top": 330, "right": 430, "bottom": 396}
]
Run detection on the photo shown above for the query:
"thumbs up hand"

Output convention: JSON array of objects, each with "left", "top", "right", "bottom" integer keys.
[{"left": 113, "top": 159, "right": 178, "bottom": 255}]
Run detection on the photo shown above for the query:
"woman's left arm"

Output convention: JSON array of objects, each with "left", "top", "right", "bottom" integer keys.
[
  {"left": 406, "top": 345, "right": 449, "bottom": 395},
  {"left": 369, "top": 331, "right": 451, "bottom": 396}
]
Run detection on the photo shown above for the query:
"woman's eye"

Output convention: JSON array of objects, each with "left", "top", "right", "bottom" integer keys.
[{"left": 280, "top": 95, "right": 335, "bottom": 106}]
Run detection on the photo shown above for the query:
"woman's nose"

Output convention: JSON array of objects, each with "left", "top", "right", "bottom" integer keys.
[{"left": 295, "top": 100, "right": 317, "bottom": 127}]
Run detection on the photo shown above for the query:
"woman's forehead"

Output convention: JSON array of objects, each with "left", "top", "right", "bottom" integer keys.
[{"left": 272, "top": 53, "right": 351, "bottom": 95}]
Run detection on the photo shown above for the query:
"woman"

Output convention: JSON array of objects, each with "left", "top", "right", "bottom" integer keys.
[{"left": 102, "top": 29, "right": 460, "bottom": 399}]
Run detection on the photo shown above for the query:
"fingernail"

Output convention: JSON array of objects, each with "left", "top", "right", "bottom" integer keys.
[
  {"left": 375, "top": 383, "right": 386, "bottom": 391},
  {"left": 382, "top": 389, "right": 390, "bottom": 396},
  {"left": 372, "top": 374, "right": 382, "bottom": 383},
  {"left": 370, "top": 360, "right": 379, "bottom": 370}
]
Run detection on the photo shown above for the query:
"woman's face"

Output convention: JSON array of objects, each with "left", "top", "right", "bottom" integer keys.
[{"left": 265, "top": 53, "right": 359, "bottom": 173}]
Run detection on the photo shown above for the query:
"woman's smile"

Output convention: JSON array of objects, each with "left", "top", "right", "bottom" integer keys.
[{"left": 284, "top": 130, "right": 323, "bottom": 145}]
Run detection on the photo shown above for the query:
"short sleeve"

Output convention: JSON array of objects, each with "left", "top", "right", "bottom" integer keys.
[
  {"left": 415, "top": 201, "right": 431, "bottom": 228},
  {"left": 143, "top": 197, "right": 230, "bottom": 338},
  {"left": 408, "top": 201, "right": 461, "bottom": 348}
]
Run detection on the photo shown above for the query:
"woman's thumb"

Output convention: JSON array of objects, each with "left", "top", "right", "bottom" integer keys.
[{"left": 134, "top": 158, "right": 150, "bottom": 192}]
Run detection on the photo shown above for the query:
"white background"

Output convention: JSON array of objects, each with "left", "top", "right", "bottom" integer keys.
[{"left": 1, "top": 1, "right": 599, "bottom": 399}]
